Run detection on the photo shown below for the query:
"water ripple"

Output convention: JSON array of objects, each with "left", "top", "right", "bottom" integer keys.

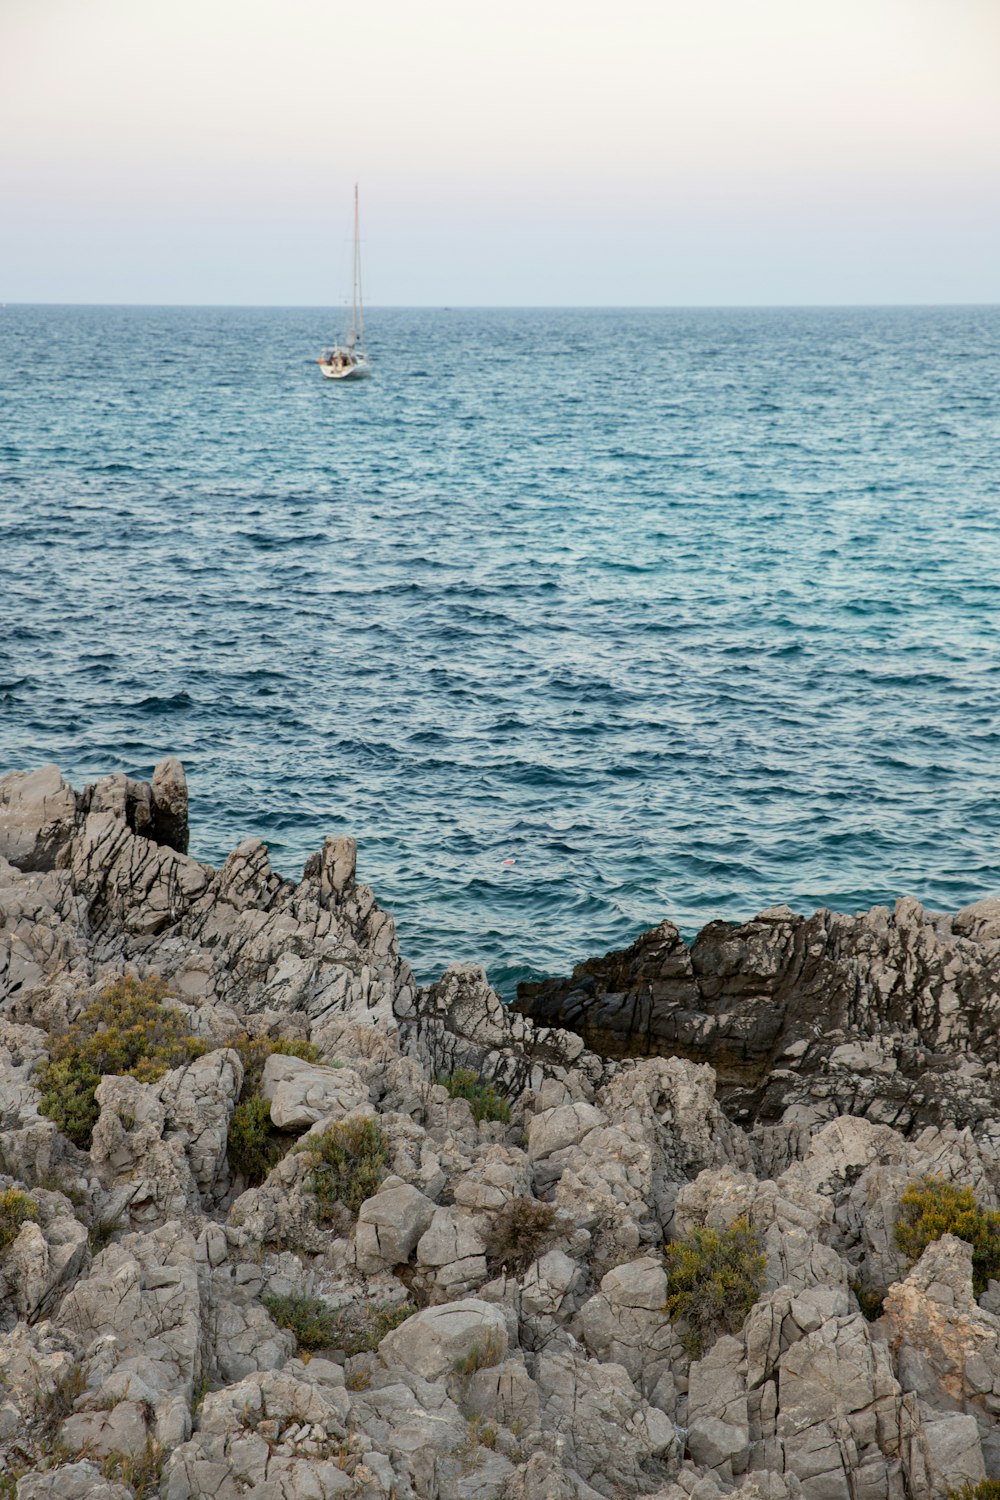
[{"left": 1, "top": 304, "right": 999, "bottom": 993}]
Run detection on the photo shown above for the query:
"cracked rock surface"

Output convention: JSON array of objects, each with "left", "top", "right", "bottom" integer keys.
[{"left": 3, "top": 759, "right": 1000, "bottom": 1497}]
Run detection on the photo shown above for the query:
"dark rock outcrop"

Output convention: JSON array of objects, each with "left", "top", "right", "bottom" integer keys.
[{"left": 516, "top": 900, "right": 1000, "bottom": 1132}]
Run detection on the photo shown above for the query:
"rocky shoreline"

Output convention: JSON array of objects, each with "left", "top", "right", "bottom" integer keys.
[{"left": 2, "top": 759, "right": 1000, "bottom": 1498}]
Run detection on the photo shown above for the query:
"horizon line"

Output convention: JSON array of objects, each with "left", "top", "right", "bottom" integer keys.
[{"left": 4, "top": 300, "right": 999, "bottom": 311}]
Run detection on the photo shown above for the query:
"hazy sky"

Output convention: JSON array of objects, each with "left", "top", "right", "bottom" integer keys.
[{"left": 3, "top": 0, "right": 999, "bottom": 305}]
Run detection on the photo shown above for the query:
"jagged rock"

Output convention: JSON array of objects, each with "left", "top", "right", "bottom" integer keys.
[
  {"left": 16, "top": 1462, "right": 134, "bottom": 1500},
  {"left": 0, "top": 1184, "right": 88, "bottom": 1325},
  {"left": 882, "top": 1234, "right": 1000, "bottom": 1479},
  {"left": 577, "top": 1257, "right": 678, "bottom": 1405},
  {"left": 151, "top": 756, "right": 189, "bottom": 854},
  {"left": 226, "top": 1148, "right": 329, "bottom": 1254},
  {"left": 672, "top": 1166, "right": 848, "bottom": 1296},
  {"left": 516, "top": 900, "right": 1000, "bottom": 1133},
  {"left": 533, "top": 1346, "right": 677, "bottom": 1496},
  {"left": 400, "top": 962, "right": 606, "bottom": 1100},
  {"left": 162, "top": 1367, "right": 356, "bottom": 1500},
  {"left": 55, "top": 1221, "right": 207, "bottom": 1447},
  {"left": 60, "top": 1398, "right": 150, "bottom": 1458},
  {"left": 9, "top": 758, "right": 1000, "bottom": 1499},
  {"left": 465, "top": 1354, "right": 541, "bottom": 1428},
  {"left": 0, "top": 765, "right": 78, "bottom": 872},
  {"left": 89, "top": 1074, "right": 202, "bottom": 1228},
  {"left": 528, "top": 1102, "right": 607, "bottom": 1162}
]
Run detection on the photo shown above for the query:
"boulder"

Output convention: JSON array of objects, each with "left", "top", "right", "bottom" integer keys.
[
  {"left": 354, "top": 1176, "right": 436, "bottom": 1273},
  {"left": 261, "top": 1051, "right": 368, "bottom": 1130},
  {"left": 377, "top": 1298, "right": 508, "bottom": 1382}
]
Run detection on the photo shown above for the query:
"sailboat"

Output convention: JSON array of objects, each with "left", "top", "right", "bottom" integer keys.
[{"left": 318, "top": 184, "right": 372, "bottom": 381}]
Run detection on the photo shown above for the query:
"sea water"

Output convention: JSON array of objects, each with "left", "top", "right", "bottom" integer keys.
[{"left": 1, "top": 304, "right": 999, "bottom": 993}]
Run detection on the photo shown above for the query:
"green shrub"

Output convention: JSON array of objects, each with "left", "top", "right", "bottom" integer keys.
[
  {"left": 263, "top": 1293, "right": 413, "bottom": 1355},
  {"left": 226, "top": 1033, "right": 323, "bottom": 1099},
  {"left": 224, "top": 1036, "right": 327, "bottom": 1185},
  {"left": 0, "top": 1188, "right": 39, "bottom": 1252},
  {"left": 484, "top": 1196, "right": 560, "bottom": 1276},
  {"left": 262, "top": 1293, "right": 341, "bottom": 1350},
  {"left": 301, "top": 1117, "right": 390, "bottom": 1218},
  {"left": 663, "top": 1216, "right": 767, "bottom": 1358},
  {"left": 227, "top": 1094, "right": 284, "bottom": 1185},
  {"left": 894, "top": 1176, "right": 1000, "bottom": 1296},
  {"left": 851, "top": 1280, "right": 885, "bottom": 1322},
  {"left": 947, "top": 1482, "right": 1000, "bottom": 1500},
  {"left": 37, "top": 976, "right": 206, "bottom": 1150},
  {"left": 438, "top": 1067, "right": 511, "bottom": 1124}
]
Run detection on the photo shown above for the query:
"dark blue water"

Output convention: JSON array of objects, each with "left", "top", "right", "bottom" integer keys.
[{"left": 2, "top": 305, "right": 999, "bottom": 993}]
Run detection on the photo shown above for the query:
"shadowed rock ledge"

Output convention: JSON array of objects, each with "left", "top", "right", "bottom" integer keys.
[
  {"left": 516, "top": 900, "right": 1000, "bottom": 1134},
  {"left": 3, "top": 758, "right": 1000, "bottom": 1499}
]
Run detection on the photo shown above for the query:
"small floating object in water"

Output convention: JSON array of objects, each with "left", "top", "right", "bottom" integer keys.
[{"left": 502, "top": 858, "right": 516, "bottom": 867}]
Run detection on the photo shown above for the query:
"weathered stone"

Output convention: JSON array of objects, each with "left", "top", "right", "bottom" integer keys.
[
  {"left": 355, "top": 1176, "right": 436, "bottom": 1272},
  {"left": 377, "top": 1298, "right": 508, "bottom": 1381},
  {"left": 261, "top": 1051, "right": 368, "bottom": 1130}
]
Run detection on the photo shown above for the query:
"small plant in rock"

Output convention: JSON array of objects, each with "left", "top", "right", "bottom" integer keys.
[
  {"left": 264, "top": 1291, "right": 414, "bottom": 1355},
  {"left": 299, "top": 1117, "right": 390, "bottom": 1218},
  {"left": 100, "top": 1440, "right": 165, "bottom": 1499},
  {"left": 262, "top": 1293, "right": 341, "bottom": 1351},
  {"left": 35, "top": 1362, "right": 88, "bottom": 1447},
  {"left": 663, "top": 1216, "right": 767, "bottom": 1358},
  {"left": 483, "top": 1196, "right": 559, "bottom": 1276},
  {"left": 947, "top": 1483, "right": 1000, "bottom": 1500},
  {"left": 452, "top": 1331, "right": 506, "bottom": 1382},
  {"left": 37, "top": 975, "right": 206, "bottom": 1149},
  {"left": 334, "top": 1300, "right": 416, "bottom": 1355},
  {"left": 0, "top": 1188, "right": 39, "bottom": 1252},
  {"left": 437, "top": 1067, "right": 512, "bottom": 1125},
  {"left": 851, "top": 1280, "right": 885, "bottom": 1322},
  {"left": 457, "top": 1412, "right": 498, "bottom": 1456},
  {"left": 894, "top": 1176, "right": 1000, "bottom": 1296}
]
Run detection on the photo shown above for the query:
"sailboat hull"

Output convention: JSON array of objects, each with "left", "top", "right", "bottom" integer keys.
[{"left": 319, "top": 352, "right": 372, "bottom": 381}]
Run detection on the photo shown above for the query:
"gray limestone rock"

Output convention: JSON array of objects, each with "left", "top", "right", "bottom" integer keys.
[
  {"left": 261, "top": 1050, "right": 368, "bottom": 1130},
  {"left": 377, "top": 1298, "right": 508, "bottom": 1382},
  {"left": 150, "top": 756, "right": 189, "bottom": 854},
  {"left": 355, "top": 1176, "right": 436, "bottom": 1273},
  {"left": 0, "top": 765, "right": 78, "bottom": 872}
]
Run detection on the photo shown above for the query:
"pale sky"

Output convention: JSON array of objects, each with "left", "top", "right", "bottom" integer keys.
[{"left": 2, "top": 0, "right": 999, "bottom": 305}]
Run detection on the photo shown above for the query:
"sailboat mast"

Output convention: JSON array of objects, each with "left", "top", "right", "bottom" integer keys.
[{"left": 353, "top": 184, "right": 364, "bottom": 347}]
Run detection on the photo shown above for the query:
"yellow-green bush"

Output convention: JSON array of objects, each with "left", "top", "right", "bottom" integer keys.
[
  {"left": 663, "top": 1216, "right": 767, "bottom": 1357},
  {"left": 0, "top": 1188, "right": 39, "bottom": 1252},
  {"left": 437, "top": 1067, "right": 511, "bottom": 1124},
  {"left": 894, "top": 1176, "right": 1000, "bottom": 1295},
  {"left": 301, "top": 1117, "right": 390, "bottom": 1218},
  {"left": 37, "top": 976, "right": 206, "bottom": 1149},
  {"left": 946, "top": 1482, "right": 1000, "bottom": 1500}
]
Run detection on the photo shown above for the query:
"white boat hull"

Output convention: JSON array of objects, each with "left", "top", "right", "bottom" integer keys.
[{"left": 319, "top": 351, "right": 372, "bottom": 381}]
